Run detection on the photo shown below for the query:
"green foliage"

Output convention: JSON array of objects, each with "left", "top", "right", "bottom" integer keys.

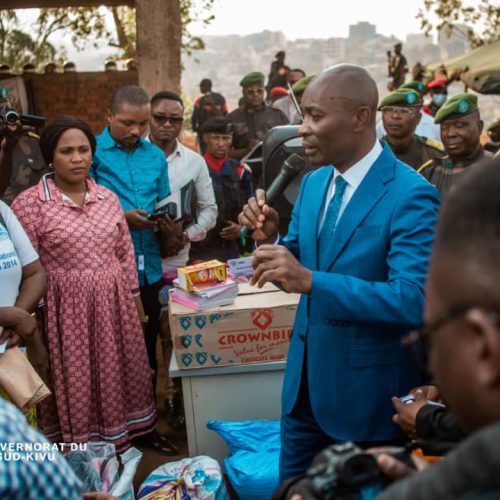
[
  {"left": 108, "top": 0, "right": 215, "bottom": 59},
  {"left": 181, "top": 0, "right": 215, "bottom": 57},
  {"left": 0, "top": 1, "right": 214, "bottom": 70},
  {"left": 0, "top": 10, "right": 61, "bottom": 69},
  {"left": 418, "top": 0, "right": 500, "bottom": 48}
]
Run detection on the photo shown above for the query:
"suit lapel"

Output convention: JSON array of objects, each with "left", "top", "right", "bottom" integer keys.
[
  {"left": 302, "top": 167, "right": 333, "bottom": 270},
  {"left": 320, "top": 145, "right": 396, "bottom": 271}
]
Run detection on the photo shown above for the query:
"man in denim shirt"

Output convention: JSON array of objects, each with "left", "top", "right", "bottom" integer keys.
[
  {"left": 92, "top": 87, "right": 172, "bottom": 375},
  {"left": 91, "top": 85, "right": 178, "bottom": 454}
]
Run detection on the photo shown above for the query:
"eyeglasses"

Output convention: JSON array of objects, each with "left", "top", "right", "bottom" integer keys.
[
  {"left": 152, "top": 114, "right": 184, "bottom": 125},
  {"left": 381, "top": 106, "right": 418, "bottom": 117},
  {"left": 402, "top": 306, "right": 500, "bottom": 377}
]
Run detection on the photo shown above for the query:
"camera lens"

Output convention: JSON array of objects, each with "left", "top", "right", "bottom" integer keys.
[{"left": 5, "top": 109, "right": 20, "bottom": 125}]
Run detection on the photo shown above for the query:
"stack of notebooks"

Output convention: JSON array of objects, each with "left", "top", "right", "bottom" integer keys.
[
  {"left": 170, "top": 261, "right": 239, "bottom": 311},
  {"left": 171, "top": 278, "right": 238, "bottom": 311}
]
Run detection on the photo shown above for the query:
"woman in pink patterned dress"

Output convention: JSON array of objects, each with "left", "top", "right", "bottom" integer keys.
[{"left": 11, "top": 116, "right": 157, "bottom": 452}]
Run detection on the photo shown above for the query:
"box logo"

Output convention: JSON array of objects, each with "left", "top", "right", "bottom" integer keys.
[{"left": 251, "top": 309, "right": 274, "bottom": 330}]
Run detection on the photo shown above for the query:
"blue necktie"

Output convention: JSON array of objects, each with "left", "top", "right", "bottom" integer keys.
[{"left": 318, "top": 175, "right": 348, "bottom": 265}]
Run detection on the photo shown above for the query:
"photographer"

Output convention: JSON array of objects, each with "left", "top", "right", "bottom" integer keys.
[{"left": 0, "top": 88, "right": 47, "bottom": 203}]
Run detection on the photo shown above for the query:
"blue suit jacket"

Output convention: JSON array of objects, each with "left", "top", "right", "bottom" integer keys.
[{"left": 281, "top": 143, "right": 440, "bottom": 441}]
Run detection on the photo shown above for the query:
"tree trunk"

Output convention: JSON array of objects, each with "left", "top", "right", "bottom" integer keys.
[{"left": 136, "top": 0, "right": 181, "bottom": 96}]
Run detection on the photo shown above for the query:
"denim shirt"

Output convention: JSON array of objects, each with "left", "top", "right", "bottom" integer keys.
[{"left": 91, "top": 127, "right": 170, "bottom": 286}]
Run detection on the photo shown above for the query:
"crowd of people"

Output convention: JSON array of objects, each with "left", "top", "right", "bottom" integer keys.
[{"left": 1, "top": 45, "right": 500, "bottom": 499}]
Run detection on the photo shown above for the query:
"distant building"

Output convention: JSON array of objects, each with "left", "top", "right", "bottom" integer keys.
[
  {"left": 405, "top": 32, "right": 441, "bottom": 65},
  {"left": 348, "top": 22, "right": 377, "bottom": 43},
  {"left": 438, "top": 24, "right": 470, "bottom": 59},
  {"left": 406, "top": 33, "right": 429, "bottom": 49},
  {"left": 323, "top": 37, "right": 347, "bottom": 66}
]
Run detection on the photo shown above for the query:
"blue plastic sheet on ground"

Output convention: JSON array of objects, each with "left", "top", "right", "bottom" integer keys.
[{"left": 207, "top": 419, "right": 281, "bottom": 500}]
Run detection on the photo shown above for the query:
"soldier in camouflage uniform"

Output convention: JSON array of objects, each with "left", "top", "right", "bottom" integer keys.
[
  {"left": 0, "top": 88, "right": 47, "bottom": 204},
  {"left": 420, "top": 93, "right": 492, "bottom": 197},
  {"left": 379, "top": 88, "right": 445, "bottom": 170}
]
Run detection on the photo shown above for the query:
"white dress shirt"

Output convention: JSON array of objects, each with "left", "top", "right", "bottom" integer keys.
[
  {"left": 318, "top": 140, "right": 383, "bottom": 232},
  {"left": 146, "top": 137, "right": 217, "bottom": 273}
]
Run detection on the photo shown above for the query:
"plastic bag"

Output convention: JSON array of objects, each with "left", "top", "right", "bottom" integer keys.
[
  {"left": 64, "top": 442, "right": 142, "bottom": 500},
  {"left": 207, "top": 420, "right": 281, "bottom": 500},
  {"left": 138, "top": 455, "right": 228, "bottom": 499}
]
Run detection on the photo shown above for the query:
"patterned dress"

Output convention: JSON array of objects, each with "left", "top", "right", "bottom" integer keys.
[{"left": 11, "top": 174, "right": 156, "bottom": 451}]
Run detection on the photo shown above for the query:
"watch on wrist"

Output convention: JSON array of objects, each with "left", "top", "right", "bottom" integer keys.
[{"left": 140, "top": 315, "right": 149, "bottom": 324}]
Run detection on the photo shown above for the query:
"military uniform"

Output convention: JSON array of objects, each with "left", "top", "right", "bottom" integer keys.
[
  {"left": 379, "top": 88, "right": 444, "bottom": 170},
  {"left": 228, "top": 105, "right": 289, "bottom": 150},
  {"left": 1, "top": 135, "right": 48, "bottom": 205},
  {"left": 420, "top": 93, "right": 492, "bottom": 196},
  {"left": 228, "top": 71, "right": 289, "bottom": 152},
  {"left": 385, "top": 134, "right": 445, "bottom": 170},
  {"left": 419, "top": 149, "right": 492, "bottom": 195}
]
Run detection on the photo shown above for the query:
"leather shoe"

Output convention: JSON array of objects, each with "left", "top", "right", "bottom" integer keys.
[{"left": 165, "top": 398, "right": 186, "bottom": 431}]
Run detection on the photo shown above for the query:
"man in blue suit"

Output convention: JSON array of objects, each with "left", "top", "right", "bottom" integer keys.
[{"left": 239, "top": 64, "right": 440, "bottom": 480}]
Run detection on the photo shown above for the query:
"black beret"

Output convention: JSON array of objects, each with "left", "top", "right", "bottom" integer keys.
[{"left": 202, "top": 116, "right": 233, "bottom": 134}]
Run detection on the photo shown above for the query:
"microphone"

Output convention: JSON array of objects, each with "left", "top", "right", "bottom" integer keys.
[{"left": 242, "top": 153, "right": 307, "bottom": 238}]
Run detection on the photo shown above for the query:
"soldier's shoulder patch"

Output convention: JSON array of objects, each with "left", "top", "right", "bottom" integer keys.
[
  {"left": 417, "top": 158, "right": 434, "bottom": 174},
  {"left": 425, "top": 137, "right": 445, "bottom": 152},
  {"left": 415, "top": 135, "right": 444, "bottom": 152}
]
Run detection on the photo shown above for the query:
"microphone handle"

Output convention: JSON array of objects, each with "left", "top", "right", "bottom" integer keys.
[{"left": 240, "top": 171, "right": 293, "bottom": 239}]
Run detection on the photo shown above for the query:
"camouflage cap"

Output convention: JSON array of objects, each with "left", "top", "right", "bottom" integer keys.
[
  {"left": 434, "top": 93, "right": 479, "bottom": 124},
  {"left": 378, "top": 89, "right": 422, "bottom": 110},
  {"left": 399, "top": 81, "right": 426, "bottom": 95},
  {"left": 487, "top": 118, "right": 500, "bottom": 132},
  {"left": 239, "top": 71, "right": 265, "bottom": 88},
  {"left": 201, "top": 116, "right": 233, "bottom": 134},
  {"left": 291, "top": 74, "right": 316, "bottom": 96}
]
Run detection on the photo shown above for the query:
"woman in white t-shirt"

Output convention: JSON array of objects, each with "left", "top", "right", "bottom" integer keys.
[{"left": 0, "top": 200, "right": 46, "bottom": 382}]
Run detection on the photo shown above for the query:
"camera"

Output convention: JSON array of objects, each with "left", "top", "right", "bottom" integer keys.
[
  {"left": 292, "top": 442, "right": 414, "bottom": 499},
  {"left": 0, "top": 107, "right": 46, "bottom": 128},
  {"left": 307, "top": 442, "right": 383, "bottom": 499}
]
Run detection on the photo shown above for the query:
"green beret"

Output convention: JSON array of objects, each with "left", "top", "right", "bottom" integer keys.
[
  {"left": 434, "top": 93, "right": 478, "bottom": 124},
  {"left": 487, "top": 119, "right": 500, "bottom": 132},
  {"left": 378, "top": 89, "right": 422, "bottom": 110},
  {"left": 399, "top": 81, "right": 426, "bottom": 95},
  {"left": 291, "top": 75, "right": 316, "bottom": 96},
  {"left": 239, "top": 71, "right": 265, "bottom": 88}
]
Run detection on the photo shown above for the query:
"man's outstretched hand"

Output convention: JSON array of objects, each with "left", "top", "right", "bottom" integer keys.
[{"left": 238, "top": 188, "right": 279, "bottom": 244}]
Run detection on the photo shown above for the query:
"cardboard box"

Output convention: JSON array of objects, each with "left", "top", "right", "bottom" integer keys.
[{"left": 169, "top": 284, "right": 299, "bottom": 369}]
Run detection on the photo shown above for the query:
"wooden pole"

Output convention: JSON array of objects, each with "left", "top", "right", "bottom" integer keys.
[{"left": 136, "top": 0, "right": 182, "bottom": 96}]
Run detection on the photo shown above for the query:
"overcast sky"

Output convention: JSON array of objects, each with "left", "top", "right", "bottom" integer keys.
[
  {"left": 187, "top": 0, "right": 475, "bottom": 41},
  {"left": 16, "top": 0, "right": 483, "bottom": 70}
]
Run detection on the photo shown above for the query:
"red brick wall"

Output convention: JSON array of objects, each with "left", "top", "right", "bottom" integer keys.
[{"left": 20, "top": 71, "right": 138, "bottom": 134}]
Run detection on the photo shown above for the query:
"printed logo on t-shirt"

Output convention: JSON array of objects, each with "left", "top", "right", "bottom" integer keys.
[{"left": 0, "top": 223, "right": 8, "bottom": 242}]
